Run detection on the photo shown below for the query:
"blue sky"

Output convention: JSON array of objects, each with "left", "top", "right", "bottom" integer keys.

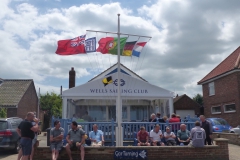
[{"left": 1, "top": 0, "right": 240, "bottom": 97}]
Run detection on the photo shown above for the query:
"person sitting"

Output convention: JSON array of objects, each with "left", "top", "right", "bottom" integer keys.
[
  {"left": 169, "top": 113, "right": 180, "bottom": 133},
  {"left": 50, "top": 120, "right": 64, "bottom": 160},
  {"left": 176, "top": 115, "right": 181, "bottom": 122},
  {"left": 149, "top": 124, "right": 164, "bottom": 146},
  {"left": 89, "top": 124, "right": 104, "bottom": 147},
  {"left": 137, "top": 126, "right": 150, "bottom": 146},
  {"left": 78, "top": 125, "right": 89, "bottom": 146},
  {"left": 72, "top": 114, "right": 78, "bottom": 122},
  {"left": 149, "top": 113, "right": 157, "bottom": 122},
  {"left": 65, "top": 121, "right": 86, "bottom": 160},
  {"left": 177, "top": 124, "right": 191, "bottom": 145},
  {"left": 164, "top": 127, "right": 176, "bottom": 146},
  {"left": 188, "top": 121, "right": 206, "bottom": 147}
]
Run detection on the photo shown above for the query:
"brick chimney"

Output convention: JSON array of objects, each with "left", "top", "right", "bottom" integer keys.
[{"left": 69, "top": 67, "right": 75, "bottom": 88}]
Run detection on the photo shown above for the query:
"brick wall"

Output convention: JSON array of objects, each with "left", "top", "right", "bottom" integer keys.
[
  {"left": 212, "top": 132, "right": 240, "bottom": 146},
  {"left": 202, "top": 72, "right": 240, "bottom": 127},
  {"left": 34, "top": 138, "right": 229, "bottom": 160},
  {"left": 17, "top": 81, "right": 38, "bottom": 119},
  {"left": 174, "top": 95, "right": 200, "bottom": 115}
]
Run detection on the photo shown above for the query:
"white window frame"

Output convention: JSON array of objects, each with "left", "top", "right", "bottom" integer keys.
[
  {"left": 211, "top": 106, "right": 221, "bottom": 114},
  {"left": 224, "top": 103, "right": 236, "bottom": 113},
  {"left": 208, "top": 82, "right": 215, "bottom": 96}
]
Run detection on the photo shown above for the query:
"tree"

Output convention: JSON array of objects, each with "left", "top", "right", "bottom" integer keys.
[
  {"left": 40, "top": 92, "right": 62, "bottom": 118},
  {"left": 192, "top": 93, "right": 203, "bottom": 106},
  {"left": 0, "top": 108, "right": 7, "bottom": 118}
]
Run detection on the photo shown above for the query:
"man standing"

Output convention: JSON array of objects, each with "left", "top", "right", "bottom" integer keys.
[
  {"left": 65, "top": 121, "right": 86, "bottom": 160},
  {"left": 89, "top": 124, "right": 104, "bottom": 147},
  {"left": 50, "top": 120, "right": 64, "bottom": 160},
  {"left": 189, "top": 121, "right": 206, "bottom": 147},
  {"left": 17, "top": 112, "right": 39, "bottom": 160},
  {"left": 200, "top": 115, "right": 212, "bottom": 145},
  {"left": 149, "top": 124, "right": 164, "bottom": 146},
  {"left": 137, "top": 126, "right": 150, "bottom": 146},
  {"left": 177, "top": 124, "right": 191, "bottom": 145}
]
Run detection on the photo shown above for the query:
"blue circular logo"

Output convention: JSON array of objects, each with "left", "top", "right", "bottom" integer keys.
[{"left": 113, "top": 79, "right": 125, "bottom": 86}]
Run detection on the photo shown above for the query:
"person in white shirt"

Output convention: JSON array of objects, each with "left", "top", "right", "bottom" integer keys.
[
  {"left": 164, "top": 127, "right": 176, "bottom": 146},
  {"left": 149, "top": 124, "right": 164, "bottom": 146}
]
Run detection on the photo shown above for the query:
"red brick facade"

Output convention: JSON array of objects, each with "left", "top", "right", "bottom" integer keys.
[
  {"left": 33, "top": 138, "right": 229, "bottom": 160},
  {"left": 7, "top": 81, "right": 38, "bottom": 119},
  {"left": 202, "top": 71, "right": 240, "bottom": 127},
  {"left": 174, "top": 94, "right": 201, "bottom": 115}
]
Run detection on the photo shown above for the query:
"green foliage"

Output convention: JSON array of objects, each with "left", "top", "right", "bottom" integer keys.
[
  {"left": 40, "top": 92, "right": 62, "bottom": 118},
  {"left": 0, "top": 108, "right": 7, "bottom": 118},
  {"left": 192, "top": 93, "right": 203, "bottom": 106}
]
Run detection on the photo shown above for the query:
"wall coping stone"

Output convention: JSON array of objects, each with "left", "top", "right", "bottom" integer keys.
[
  {"left": 213, "top": 132, "right": 239, "bottom": 136},
  {"left": 37, "top": 145, "right": 219, "bottom": 150},
  {"left": 214, "top": 138, "right": 229, "bottom": 142}
]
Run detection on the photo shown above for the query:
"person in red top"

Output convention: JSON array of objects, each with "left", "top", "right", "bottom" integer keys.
[
  {"left": 137, "top": 126, "right": 150, "bottom": 146},
  {"left": 169, "top": 113, "right": 180, "bottom": 133}
]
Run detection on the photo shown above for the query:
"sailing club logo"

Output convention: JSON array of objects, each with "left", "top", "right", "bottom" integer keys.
[{"left": 113, "top": 79, "right": 125, "bottom": 86}]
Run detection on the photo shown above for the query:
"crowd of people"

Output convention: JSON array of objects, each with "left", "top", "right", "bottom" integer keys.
[
  {"left": 16, "top": 112, "right": 212, "bottom": 160},
  {"left": 137, "top": 113, "right": 212, "bottom": 147}
]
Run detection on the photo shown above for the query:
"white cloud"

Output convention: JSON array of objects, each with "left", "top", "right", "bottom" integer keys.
[{"left": 1, "top": 0, "right": 240, "bottom": 97}]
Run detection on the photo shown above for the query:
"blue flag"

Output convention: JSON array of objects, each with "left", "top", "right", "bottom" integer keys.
[{"left": 85, "top": 37, "right": 96, "bottom": 53}]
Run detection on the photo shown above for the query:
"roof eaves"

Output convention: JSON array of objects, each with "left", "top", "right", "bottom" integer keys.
[
  {"left": 88, "top": 63, "right": 148, "bottom": 82},
  {"left": 198, "top": 68, "right": 240, "bottom": 85}
]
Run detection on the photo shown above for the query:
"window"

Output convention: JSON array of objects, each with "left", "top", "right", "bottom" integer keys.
[
  {"left": 208, "top": 82, "right": 215, "bottom": 96},
  {"left": 211, "top": 106, "right": 221, "bottom": 114},
  {"left": 224, "top": 104, "right": 236, "bottom": 113},
  {"left": 88, "top": 106, "right": 106, "bottom": 121},
  {"left": 0, "top": 121, "right": 8, "bottom": 130},
  {"left": 130, "top": 106, "right": 148, "bottom": 121}
]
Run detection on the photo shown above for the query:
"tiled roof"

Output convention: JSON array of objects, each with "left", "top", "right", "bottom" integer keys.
[
  {"left": 88, "top": 63, "right": 148, "bottom": 82},
  {"left": 198, "top": 46, "right": 240, "bottom": 84},
  {"left": 173, "top": 94, "right": 185, "bottom": 103},
  {"left": 0, "top": 79, "right": 33, "bottom": 107}
]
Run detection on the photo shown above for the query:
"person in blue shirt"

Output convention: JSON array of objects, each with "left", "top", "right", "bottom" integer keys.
[{"left": 89, "top": 124, "right": 104, "bottom": 147}]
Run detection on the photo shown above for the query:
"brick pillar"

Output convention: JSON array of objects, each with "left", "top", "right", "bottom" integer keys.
[
  {"left": 69, "top": 67, "right": 75, "bottom": 89},
  {"left": 215, "top": 138, "right": 229, "bottom": 160}
]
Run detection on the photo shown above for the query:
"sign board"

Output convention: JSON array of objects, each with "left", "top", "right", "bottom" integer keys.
[{"left": 114, "top": 149, "right": 147, "bottom": 160}]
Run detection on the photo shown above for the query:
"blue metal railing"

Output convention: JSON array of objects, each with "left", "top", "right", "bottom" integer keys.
[{"left": 51, "top": 115, "right": 199, "bottom": 146}]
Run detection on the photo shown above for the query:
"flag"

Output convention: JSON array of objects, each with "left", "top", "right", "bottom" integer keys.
[
  {"left": 122, "top": 41, "right": 137, "bottom": 56},
  {"left": 132, "top": 42, "right": 147, "bottom": 57},
  {"left": 102, "top": 76, "right": 113, "bottom": 86},
  {"left": 85, "top": 37, "right": 96, "bottom": 53},
  {"left": 97, "top": 37, "right": 128, "bottom": 55},
  {"left": 55, "top": 35, "right": 86, "bottom": 55}
]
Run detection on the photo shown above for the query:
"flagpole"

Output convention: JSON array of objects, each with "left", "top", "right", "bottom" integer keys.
[
  {"left": 86, "top": 30, "right": 152, "bottom": 39},
  {"left": 117, "top": 13, "right": 122, "bottom": 146}
]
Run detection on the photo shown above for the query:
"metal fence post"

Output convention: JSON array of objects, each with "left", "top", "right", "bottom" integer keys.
[{"left": 111, "top": 118, "right": 114, "bottom": 146}]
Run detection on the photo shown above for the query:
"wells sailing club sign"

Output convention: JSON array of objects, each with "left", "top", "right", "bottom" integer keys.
[
  {"left": 114, "top": 149, "right": 147, "bottom": 160},
  {"left": 89, "top": 77, "right": 149, "bottom": 94}
]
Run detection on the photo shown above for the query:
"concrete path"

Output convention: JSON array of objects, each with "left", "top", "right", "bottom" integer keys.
[{"left": 0, "top": 133, "right": 239, "bottom": 160}]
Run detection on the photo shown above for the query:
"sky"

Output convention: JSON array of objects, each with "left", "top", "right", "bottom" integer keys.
[{"left": 1, "top": 0, "right": 240, "bottom": 98}]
